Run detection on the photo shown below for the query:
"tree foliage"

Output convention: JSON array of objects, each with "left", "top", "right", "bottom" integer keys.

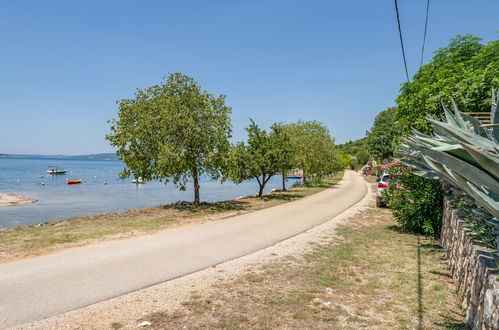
[
  {"left": 269, "top": 123, "right": 295, "bottom": 190},
  {"left": 107, "top": 73, "right": 232, "bottom": 204},
  {"left": 396, "top": 34, "right": 499, "bottom": 135},
  {"left": 284, "top": 121, "right": 341, "bottom": 182},
  {"left": 226, "top": 120, "right": 293, "bottom": 196},
  {"left": 366, "top": 107, "right": 399, "bottom": 162}
]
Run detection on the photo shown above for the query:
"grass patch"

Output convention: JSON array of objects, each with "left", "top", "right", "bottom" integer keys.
[
  {"left": 0, "top": 172, "right": 344, "bottom": 261},
  {"left": 110, "top": 321, "right": 123, "bottom": 329},
  {"left": 143, "top": 201, "right": 465, "bottom": 329}
]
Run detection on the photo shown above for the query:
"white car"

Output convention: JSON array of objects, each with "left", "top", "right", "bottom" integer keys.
[{"left": 376, "top": 172, "right": 392, "bottom": 207}]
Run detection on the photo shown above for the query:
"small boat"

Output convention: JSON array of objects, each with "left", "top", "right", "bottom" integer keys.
[
  {"left": 286, "top": 176, "right": 303, "bottom": 179},
  {"left": 46, "top": 166, "right": 67, "bottom": 175},
  {"left": 66, "top": 179, "right": 83, "bottom": 185},
  {"left": 131, "top": 177, "right": 146, "bottom": 184}
]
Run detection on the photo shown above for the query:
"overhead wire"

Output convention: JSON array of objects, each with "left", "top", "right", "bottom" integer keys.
[
  {"left": 394, "top": 0, "right": 410, "bottom": 83},
  {"left": 420, "top": 0, "right": 431, "bottom": 67}
]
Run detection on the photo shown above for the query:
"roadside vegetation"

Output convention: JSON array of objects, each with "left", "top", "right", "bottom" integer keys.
[
  {"left": 339, "top": 34, "right": 499, "bottom": 241},
  {"left": 0, "top": 172, "right": 343, "bottom": 262},
  {"left": 137, "top": 181, "right": 464, "bottom": 329}
]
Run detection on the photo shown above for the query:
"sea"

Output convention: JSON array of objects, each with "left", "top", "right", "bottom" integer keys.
[{"left": 0, "top": 157, "right": 295, "bottom": 228}]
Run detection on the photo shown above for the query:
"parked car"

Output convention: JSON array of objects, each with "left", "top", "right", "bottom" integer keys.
[
  {"left": 376, "top": 172, "right": 392, "bottom": 207},
  {"left": 361, "top": 165, "right": 372, "bottom": 176}
]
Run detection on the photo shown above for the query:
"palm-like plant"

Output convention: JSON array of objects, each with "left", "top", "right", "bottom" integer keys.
[{"left": 397, "top": 91, "right": 499, "bottom": 222}]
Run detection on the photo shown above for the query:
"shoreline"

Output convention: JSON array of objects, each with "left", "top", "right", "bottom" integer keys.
[
  {"left": 0, "top": 194, "right": 37, "bottom": 207},
  {"left": 0, "top": 172, "right": 345, "bottom": 263}
]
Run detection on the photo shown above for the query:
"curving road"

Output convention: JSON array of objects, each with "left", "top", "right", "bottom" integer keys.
[{"left": 0, "top": 170, "right": 367, "bottom": 328}]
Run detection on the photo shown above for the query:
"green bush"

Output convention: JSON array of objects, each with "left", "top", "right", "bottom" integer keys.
[
  {"left": 382, "top": 162, "right": 443, "bottom": 237},
  {"left": 396, "top": 35, "right": 499, "bottom": 136}
]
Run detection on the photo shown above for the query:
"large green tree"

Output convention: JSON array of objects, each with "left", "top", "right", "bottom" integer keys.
[
  {"left": 226, "top": 120, "right": 293, "bottom": 196},
  {"left": 107, "top": 73, "right": 232, "bottom": 204},
  {"left": 284, "top": 121, "right": 339, "bottom": 183},
  {"left": 366, "top": 107, "right": 399, "bottom": 162},
  {"left": 396, "top": 34, "right": 499, "bottom": 135}
]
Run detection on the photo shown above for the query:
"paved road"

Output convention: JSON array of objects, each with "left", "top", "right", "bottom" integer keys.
[{"left": 0, "top": 170, "right": 367, "bottom": 328}]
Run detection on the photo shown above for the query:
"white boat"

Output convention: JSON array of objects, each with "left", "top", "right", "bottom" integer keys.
[
  {"left": 46, "top": 166, "right": 67, "bottom": 175},
  {"left": 131, "top": 177, "right": 146, "bottom": 184}
]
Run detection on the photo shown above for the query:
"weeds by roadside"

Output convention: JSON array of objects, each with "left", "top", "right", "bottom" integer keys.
[{"left": 140, "top": 203, "right": 464, "bottom": 329}]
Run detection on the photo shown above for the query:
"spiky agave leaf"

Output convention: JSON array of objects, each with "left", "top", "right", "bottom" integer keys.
[
  {"left": 460, "top": 143, "right": 499, "bottom": 178},
  {"left": 397, "top": 92, "right": 499, "bottom": 222},
  {"left": 491, "top": 89, "right": 499, "bottom": 142}
]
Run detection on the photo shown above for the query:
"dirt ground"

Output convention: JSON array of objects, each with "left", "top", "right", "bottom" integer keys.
[
  {"left": 140, "top": 206, "right": 465, "bottom": 329},
  {"left": 17, "top": 179, "right": 464, "bottom": 329}
]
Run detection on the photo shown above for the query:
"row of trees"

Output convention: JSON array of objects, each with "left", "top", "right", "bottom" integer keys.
[
  {"left": 107, "top": 73, "right": 342, "bottom": 204},
  {"left": 227, "top": 119, "right": 342, "bottom": 196}
]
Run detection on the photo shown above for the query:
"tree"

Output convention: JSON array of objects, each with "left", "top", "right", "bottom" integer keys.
[
  {"left": 396, "top": 35, "right": 499, "bottom": 135},
  {"left": 226, "top": 120, "right": 293, "bottom": 196},
  {"left": 284, "top": 121, "right": 338, "bottom": 183},
  {"left": 106, "top": 73, "right": 232, "bottom": 204},
  {"left": 366, "top": 107, "right": 399, "bottom": 162},
  {"left": 355, "top": 149, "right": 370, "bottom": 167},
  {"left": 269, "top": 123, "right": 295, "bottom": 190}
]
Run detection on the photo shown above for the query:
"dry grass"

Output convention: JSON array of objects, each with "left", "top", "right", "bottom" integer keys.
[
  {"left": 0, "top": 172, "right": 343, "bottom": 262},
  {"left": 140, "top": 205, "right": 465, "bottom": 329}
]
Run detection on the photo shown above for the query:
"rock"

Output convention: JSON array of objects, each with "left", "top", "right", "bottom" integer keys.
[
  {"left": 441, "top": 198, "right": 499, "bottom": 329},
  {"left": 138, "top": 320, "right": 152, "bottom": 327}
]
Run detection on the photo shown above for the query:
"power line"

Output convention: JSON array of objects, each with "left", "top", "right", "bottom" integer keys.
[
  {"left": 420, "top": 0, "right": 430, "bottom": 67},
  {"left": 394, "top": 0, "right": 410, "bottom": 83}
]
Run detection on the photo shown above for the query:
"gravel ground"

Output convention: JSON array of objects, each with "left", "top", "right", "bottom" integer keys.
[{"left": 13, "top": 182, "right": 373, "bottom": 330}]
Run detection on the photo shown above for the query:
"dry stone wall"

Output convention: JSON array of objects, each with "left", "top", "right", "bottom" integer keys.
[{"left": 441, "top": 198, "right": 499, "bottom": 329}]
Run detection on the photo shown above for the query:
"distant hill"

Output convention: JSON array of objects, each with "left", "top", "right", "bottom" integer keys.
[
  {"left": 69, "top": 153, "right": 120, "bottom": 161},
  {"left": 1, "top": 153, "right": 120, "bottom": 161},
  {"left": 336, "top": 137, "right": 368, "bottom": 154}
]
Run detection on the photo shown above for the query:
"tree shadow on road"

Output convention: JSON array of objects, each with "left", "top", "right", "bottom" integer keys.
[{"left": 161, "top": 200, "right": 250, "bottom": 213}]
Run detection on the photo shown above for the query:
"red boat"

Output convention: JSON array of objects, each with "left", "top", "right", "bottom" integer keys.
[{"left": 66, "top": 179, "right": 83, "bottom": 185}]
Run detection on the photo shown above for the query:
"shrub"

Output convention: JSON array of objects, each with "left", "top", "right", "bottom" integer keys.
[{"left": 382, "top": 162, "right": 443, "bottom": 237}]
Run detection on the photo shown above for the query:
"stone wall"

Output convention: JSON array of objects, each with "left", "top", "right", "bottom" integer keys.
[{"left": 441, "top": 198, "right": 499, "bottom": 329}]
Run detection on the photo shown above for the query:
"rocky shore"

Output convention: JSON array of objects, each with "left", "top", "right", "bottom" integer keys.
[{"left": 0, "top": 194, "right": 37, "bottom": 207}]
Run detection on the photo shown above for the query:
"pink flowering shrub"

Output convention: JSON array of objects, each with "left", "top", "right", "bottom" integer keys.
[{"left": 382, "top": 161, "right": 443, "bottom": 236}]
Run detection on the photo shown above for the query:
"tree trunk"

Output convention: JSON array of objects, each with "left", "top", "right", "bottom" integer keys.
[
  {"left": 258, "top": 183, "right": 265, "bottom": 197},
  {"left": 257, "top": 174, "right": 266, "bottom": 197},
  {"left": 281, "top": 172, "right": 286, "bottom": 191},
  {"left": 302, "top": 171, "right": 307, "bottom": 185},
  {"left": 192, "top": 166, "right": 200, "bottom": 204}
]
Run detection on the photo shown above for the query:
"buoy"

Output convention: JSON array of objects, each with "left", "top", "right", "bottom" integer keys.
[
  {"left": 40, "top": 182, "right": 45, "bottom": 186},
  {"left": 104, "top": 182, "right": 108, "bottom": 185}
]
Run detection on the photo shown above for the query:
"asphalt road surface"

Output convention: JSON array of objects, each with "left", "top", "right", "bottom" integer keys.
[{"left": 0, "top": 170, "right": 367, "bottom": 328}]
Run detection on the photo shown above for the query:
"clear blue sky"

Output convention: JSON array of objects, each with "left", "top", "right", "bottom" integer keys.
[{"left": 0, "top": 1, "right": 497, "bottom": 155}]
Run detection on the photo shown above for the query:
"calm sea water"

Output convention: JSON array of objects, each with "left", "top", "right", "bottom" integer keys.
[{"left": 0, "top": 158, "right": 295, "bottom": 228}]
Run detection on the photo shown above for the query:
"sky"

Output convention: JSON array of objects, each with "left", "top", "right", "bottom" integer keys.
[{"left": 0, "top": 1, "right": 498, "bottom": 155}]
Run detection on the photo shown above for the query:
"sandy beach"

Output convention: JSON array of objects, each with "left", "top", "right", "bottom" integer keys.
[{"left": 0, "top": 194, "right": 37, "bottom": 207}]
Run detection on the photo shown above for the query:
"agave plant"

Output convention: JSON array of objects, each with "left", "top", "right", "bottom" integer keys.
[{"left": 397, "top": 90, "right": 499, "bottom": 221}]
